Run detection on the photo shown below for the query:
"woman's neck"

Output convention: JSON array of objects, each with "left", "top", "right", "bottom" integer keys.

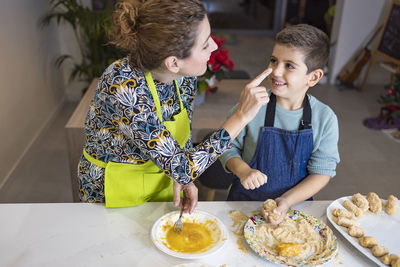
[{"left": 150, "top": 69, "right": 177, "bottom": 84}]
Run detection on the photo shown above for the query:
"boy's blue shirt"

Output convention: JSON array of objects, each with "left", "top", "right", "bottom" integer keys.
[{"left": 219, "top": 93, "right": 340, "bottom": 178}]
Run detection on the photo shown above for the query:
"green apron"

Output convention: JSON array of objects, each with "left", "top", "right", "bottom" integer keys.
[{"left": 83, "top": 72, "right": 190, "bottom": 207}]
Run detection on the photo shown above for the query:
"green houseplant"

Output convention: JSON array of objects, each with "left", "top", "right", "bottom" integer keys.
[{"left": 41, "top": 0, "right": 123, "bottom": 93}]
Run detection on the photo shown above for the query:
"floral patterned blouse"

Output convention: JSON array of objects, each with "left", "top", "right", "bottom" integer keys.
[{"left": 78, "top": 57, "right": 232, "bottom": 202}]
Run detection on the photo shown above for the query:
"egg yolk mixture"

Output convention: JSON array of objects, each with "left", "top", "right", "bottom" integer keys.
[
  {"left": 162, "top": 222, "right": 215, "bottom": 253},
  {"left": 277, "top": 243, "right": 301, "bottom": 256}
]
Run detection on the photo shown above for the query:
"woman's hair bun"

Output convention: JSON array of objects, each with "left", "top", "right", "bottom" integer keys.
[
  {"left": 109, "top": 0, "right": 206, "bottom": 71},
  {"left": 109, "top": 0, "right": 141, "bottom": 52}
]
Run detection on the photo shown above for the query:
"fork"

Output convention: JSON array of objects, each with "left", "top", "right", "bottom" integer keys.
[{"left": 173, "top": 198, "right": 185, "bottom": 233}]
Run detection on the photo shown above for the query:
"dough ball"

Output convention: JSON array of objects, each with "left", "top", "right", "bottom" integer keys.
[{"left": 263, "top": 199, "right": 280, "bottom": 220}]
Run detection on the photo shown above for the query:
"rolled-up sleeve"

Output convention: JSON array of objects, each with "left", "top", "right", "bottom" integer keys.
[
  {"left": 307, "top": 113, "right": 340, "bottom": 177},
  {"left": 219, "top": 105, "right": 244, "bottom": 173}
]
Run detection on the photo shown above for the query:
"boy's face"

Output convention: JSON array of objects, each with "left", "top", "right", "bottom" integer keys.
[{"left": 268, "top": 44, "right": 322, "bottom": 104}]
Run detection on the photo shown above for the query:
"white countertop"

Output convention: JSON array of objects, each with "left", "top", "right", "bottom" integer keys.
[{"left": 0, "top": 201, "right": 376, "bottom": 267}]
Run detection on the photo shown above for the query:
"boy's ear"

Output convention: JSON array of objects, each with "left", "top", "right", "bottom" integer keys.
[
  {"left": 307, "top": 68, "right": 324, "bottom": 87},
  {"left": 163, "top": 56, "right": 180, "bottom": 73}
]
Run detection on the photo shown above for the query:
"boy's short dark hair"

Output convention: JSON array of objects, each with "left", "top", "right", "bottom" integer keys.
[{"left": 275, "top": 24, "right": 330, "bottom": 73}]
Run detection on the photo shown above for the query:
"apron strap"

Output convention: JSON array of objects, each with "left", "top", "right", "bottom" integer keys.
[
  {"left": 264, "top": 93, "right": 312, "bottom": 130},
  {"left": 264, "top": 93, "right": 276, "bottom": 127},
  {"left": 299, "top": 94, "right": 312, "bottom": 130},
  {"left": 144, "top": 72, "right": 182, "bottom": 122},
  {"left": 83, "top": 149, "right": 107, "bottom": 168}
]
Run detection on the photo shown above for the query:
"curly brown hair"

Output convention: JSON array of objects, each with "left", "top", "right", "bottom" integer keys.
[
  {"left": 275, "top": 24, "right": 330, "bottom": 73},
  {"left": 109, "top": 0, "right": 206, "bottom": 71}
]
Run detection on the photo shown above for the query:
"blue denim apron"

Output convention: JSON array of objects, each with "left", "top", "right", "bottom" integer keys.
[{"left": 227, "top": 93, "right": 313, "bottom": 201}]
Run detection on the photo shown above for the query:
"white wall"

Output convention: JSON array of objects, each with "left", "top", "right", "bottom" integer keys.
[
  {"left": 329, "top": 0, "right": 392, "bottom": 84},
  {"left": 57, "top": 0, "right": 93, "bottom": 101},
  {"left": 0, "top": 0, "right": 65, "bottom": 186}
]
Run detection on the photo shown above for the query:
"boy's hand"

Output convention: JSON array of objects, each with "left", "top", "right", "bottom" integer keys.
[
  {"left": 262, "top": 197, "right": 290, "bottom": 225},
  {"left": 238, "top": 168, "right": 267, "bottom": 190}
]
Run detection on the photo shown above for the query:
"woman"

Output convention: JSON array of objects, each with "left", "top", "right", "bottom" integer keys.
[{"left": 77, "top": 0, "right": 271, "bottom": 212}]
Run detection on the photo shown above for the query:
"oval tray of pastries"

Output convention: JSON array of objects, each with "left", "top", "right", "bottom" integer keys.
[{"left": 327, "top": 193, "right": 399, "bottom": 267}]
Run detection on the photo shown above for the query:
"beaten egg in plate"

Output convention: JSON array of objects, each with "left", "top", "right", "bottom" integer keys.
[{"left": 151, "top": 210, "right": 228, "bottom": 259}]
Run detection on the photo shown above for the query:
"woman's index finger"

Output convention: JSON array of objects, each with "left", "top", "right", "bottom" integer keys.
[{"left": 248, "top": 68, "right": 272, "bottom": 87}]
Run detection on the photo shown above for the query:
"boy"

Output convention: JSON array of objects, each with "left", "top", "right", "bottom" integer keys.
[{"left": 219, "top": 24, "right": 340, "bottom": 224}]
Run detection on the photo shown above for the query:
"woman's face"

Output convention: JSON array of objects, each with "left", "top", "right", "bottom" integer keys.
[{"left": 178, "top": 16, "right": 218, "bottom": 77}]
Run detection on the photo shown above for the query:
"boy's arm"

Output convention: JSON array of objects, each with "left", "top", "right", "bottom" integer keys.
[
  {"left": 263, "top": 174, "right": 330, "bottom": 224},
  {"left": 280, "top": 174, "right": 330, "bottom": 206},
  {"left": 226, "top": 157, "right": 267, "bottom": 190}
]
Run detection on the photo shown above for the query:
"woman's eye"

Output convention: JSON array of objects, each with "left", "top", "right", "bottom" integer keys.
[
  {"left": 270, "top": 58, "right": 276, "bottom": 64},
  {"left": 203, "top": 42, "right": 210, "bottom": 50}
]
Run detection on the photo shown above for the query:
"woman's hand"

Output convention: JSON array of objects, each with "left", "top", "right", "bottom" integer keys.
[
  {"left": 222, "top": 68, "right": 272, "bottom": 140},
  {"left": 238, "top": 168, "right": 267, "bottom": 190},
  {"left": 235, "top": 68, "right": 272, "bottom": 124},
  {"left": 262, "top": 197, "right": 290, "bottom": 225},
  {"left": 173, "top": 181, "right": 198, "bottom": 214}
]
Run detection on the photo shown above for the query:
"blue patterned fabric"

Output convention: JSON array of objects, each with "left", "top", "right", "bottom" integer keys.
[{"left": 78, "top": 57, "right": 231, "bottom": 202}]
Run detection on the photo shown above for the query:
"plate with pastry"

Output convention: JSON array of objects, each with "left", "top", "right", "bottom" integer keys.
[
  {"left": 151, "top": 210, "right": 228, "bottom": 259},
  {"left": 327, "top": 194, "right": 400, "bottom": 267},
  {"left": 244, "top": 209, "right": 338, "bottom": 266}
]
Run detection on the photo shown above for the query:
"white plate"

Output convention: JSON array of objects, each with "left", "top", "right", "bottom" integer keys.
[
  {"left": 151, "top": 210, "right": 228, "bottom": 259},
  {"left": 327, "top": 196, "right": 400, "bottom": 267},
  {"left": 244, "top": 210, "right": 338, "bottom": 266},
  {"left": 173, "top": 264, "right": 216, "bottom": 267}
]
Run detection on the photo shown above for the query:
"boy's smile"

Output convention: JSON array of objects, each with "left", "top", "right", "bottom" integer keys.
[{"left": 268, "top": 44, "right": 321, "bottom": 110}]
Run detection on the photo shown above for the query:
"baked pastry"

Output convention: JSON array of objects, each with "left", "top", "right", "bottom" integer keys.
[
  {"left": 386, "top": 195, "right": 398, "bottom": 215},
  {"left": 347, "top": 225, "right": 365, "bottom": 238},
  {"left": 381, "top": 254, "right": 391, "bottom": 265},
  {"left": 336, "top": 216, "right": 360, "bottom": 228},
  {"left": 366, "top": 192, "right": 382, "bottom": 213},
  {"left": 331, "top": 208, "right": 354, "bottom": 219},
  {"left": 352, "top": 193, "right": 369, "bottom": 212},
  {"left": 372, "top": 245, "right": 388, "bottom": 257},
  {"left": 392, "top": 258, "right": 400, "bottom": 267},
  {"left": 343, "top": 200, "right": 362, "bottom": 217},
  {"left": 359, "top": 236, "right": 378, "bottom": 248}
]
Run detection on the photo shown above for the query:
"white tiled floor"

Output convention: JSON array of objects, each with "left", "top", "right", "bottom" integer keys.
[{"left": 1, "top": 34, "right": 399, "bottom": 203}]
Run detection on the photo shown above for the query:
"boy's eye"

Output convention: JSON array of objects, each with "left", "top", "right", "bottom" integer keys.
[
  {"left": 286, "top": 63, "right": 295, "bottom": 69},
  {"left": 270, "top": 58, "right": 277, "bottom": 64}
]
